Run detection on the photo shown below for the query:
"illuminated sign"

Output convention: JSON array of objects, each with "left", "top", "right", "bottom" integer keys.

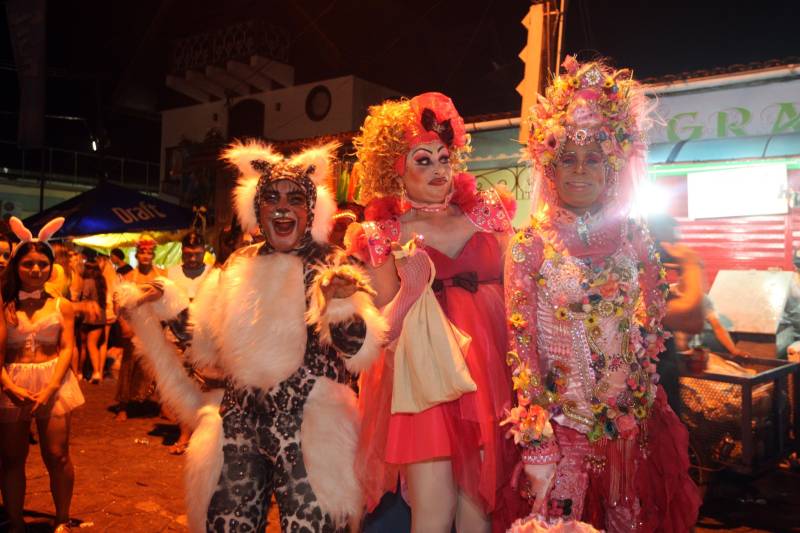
[
  {"left": 651, "top": 78, "right": 800, "bottom": 143},
  {"left": 112, "top": 202, "right": 168, "bottom": 224},
  {"left": 686, "top": 163, "right": 788, "bottom": 219}
]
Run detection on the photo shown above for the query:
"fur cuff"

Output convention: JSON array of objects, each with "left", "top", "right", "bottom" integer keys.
[
  {"left": 185, "top": 390, "right": 224, "bottom": 533},
  {"left": 149, "top": 277, "right": 191, "bottom": 321},
  {"left": 125, "top": 300, "right": 204, "bottom": 426},
  {"left": 306, "top": 278, "right": 387, "bottom": 375},
  {"left": 115, "top": 278, "right": 189, "bottom": 322},
  {"left": 114, "top": 281, "right": 143, "bottom": 310},
  {"left": 301, "top": 378, "right": 362, "bottom": 526}
]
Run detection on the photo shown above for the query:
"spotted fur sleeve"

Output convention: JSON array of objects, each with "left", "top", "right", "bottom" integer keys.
[
  {"left": 306, "top": 262, "right": 388, "bottom": 375},
  {"left": 503, "top": 229, "right": 560, "bottom": 463}
]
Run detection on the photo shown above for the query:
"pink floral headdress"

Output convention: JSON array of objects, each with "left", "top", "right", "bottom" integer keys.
[
  {"left": 526, "top": 56, "right": 648, "bottom": 172},
  {"left": 526, "top": 56, "right": 652, "bottom": 224}
]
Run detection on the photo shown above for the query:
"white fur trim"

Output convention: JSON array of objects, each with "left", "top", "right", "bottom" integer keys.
[
  {"left": 232, "top": 175, "right": 260, "bottom": 234},
  {"left": 191, "top": 253, "right": 307, "bottom": 389},
  {"left": 186, "top": 268, "right": 221, "bottom": 371},
  {"left": 124, "top": 292, "right": 204, "bottom": 426},
  {"left": 185, "top": 390, "right": 224, "bottom": 533},
  {"left": 224, "top": 141, "right": 284, "bottom": 234},
  {"left": 306, "top": 265, "right": 387, "bottom": 374},
  {"left": 149, "top": 277, "right": 191, "bottom": 321},
  {"left": 114, "top": 281, "right": 143, "bottom": 310},
  {"left": 311, "top": 185, "right": 337, "bottom": 244},
  {"left": 301, "top": 377, "right": 362, "bottom": 526},
  {"left": 222, "top": 140, "right": 284, "bottom": 176}
]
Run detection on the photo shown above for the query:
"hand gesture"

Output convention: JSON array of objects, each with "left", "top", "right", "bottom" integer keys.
[
  {"left": 320, "top": 267, "right": 376, "bottom": 301},
  {"left": 317, "top": 266, "right": 376, "bottom": 317},
  {"left": 390, "top": 234, "right": 424, "bottom": 268},
  {"left": 136, "top": 282, "right": 164, "bottom": 307},
  {"left": 31, "top": 384, "right": 57, "bottom": 415},
  {"left": 524, "top": 462, "right": 556, "bottom": 515},
  {"left": 3, "top": 383, "right": 35, "bottom": 407}
]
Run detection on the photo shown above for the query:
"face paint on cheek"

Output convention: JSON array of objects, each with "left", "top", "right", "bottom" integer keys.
[{"left": 258, "top": 182, "right": 310, "bottom": 252}]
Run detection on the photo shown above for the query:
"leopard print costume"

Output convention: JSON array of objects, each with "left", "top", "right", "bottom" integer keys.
[{"left": 205, "top": 247, "right": 363, "bottom": 532}]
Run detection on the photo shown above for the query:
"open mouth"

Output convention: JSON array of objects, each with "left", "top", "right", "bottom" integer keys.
[{"left": 271, "top": 218, "right": 297, "bottom": 236}]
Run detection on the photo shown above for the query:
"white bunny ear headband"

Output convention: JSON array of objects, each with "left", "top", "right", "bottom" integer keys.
[{"left": 8, "top": 216, "right": 65, "bottom": 258}]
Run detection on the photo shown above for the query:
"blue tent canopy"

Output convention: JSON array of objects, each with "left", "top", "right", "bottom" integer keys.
[{"left": 23, "top": 182, "right": 193, "bottom": 237}]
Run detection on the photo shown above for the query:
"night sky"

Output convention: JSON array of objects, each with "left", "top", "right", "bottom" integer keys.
[{"left": 0, "top": 0, "right": 797, "bottom": 161}]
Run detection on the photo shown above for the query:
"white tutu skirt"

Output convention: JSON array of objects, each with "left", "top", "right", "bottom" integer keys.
[{"left": 0, "top": 358, "right": 85, "bottom": 422}]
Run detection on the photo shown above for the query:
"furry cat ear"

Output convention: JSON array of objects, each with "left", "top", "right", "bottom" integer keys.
[
  {"left": 37, "top": 217, "right": 65, "bottom": 241},
  {"left": 9, "top": 216, "right": 33, "bottom": 242},
  {"left": 222, "top": 140, "right": 284, "bottom": 176},
  {"left": 289, "top": 142, "right": 339, "bottom": 187}
]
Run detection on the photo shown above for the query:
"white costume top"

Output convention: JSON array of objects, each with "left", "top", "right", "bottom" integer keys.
[{"left": 166, "top": 264, "right": 210, "bottom": 301}]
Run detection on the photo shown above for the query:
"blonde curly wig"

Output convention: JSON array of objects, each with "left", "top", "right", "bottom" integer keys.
[{"left": 352, "top": 98, "right": 471, "bottom": 204}]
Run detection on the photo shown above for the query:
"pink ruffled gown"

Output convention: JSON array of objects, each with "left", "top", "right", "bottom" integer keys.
[{"left": 354, "top": 175, "right": 527, "bottom": 532}]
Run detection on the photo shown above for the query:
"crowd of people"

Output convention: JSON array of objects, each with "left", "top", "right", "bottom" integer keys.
[{"left": 3, "top": 55, "right": 772, "bottom": 532}]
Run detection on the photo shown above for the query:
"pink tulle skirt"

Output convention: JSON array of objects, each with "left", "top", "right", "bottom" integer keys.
[
  {"left": 0, "top": 358, "right": 85, "bottom": 422},
  {"left": 357, "top": 282, "right": 527, "bottom": 532}
]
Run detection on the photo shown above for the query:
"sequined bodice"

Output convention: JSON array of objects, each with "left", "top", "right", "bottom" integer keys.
[{"left": 536, "top": 242, "right": 653, "bottom": 437}]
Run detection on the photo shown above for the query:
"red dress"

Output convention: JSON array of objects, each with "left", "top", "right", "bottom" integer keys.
[{"left": 353, "top": 177, "right": 526, "bottom": 532}]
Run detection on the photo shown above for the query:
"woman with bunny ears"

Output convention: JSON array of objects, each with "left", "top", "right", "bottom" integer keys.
[
  {"left": 115, "top": 141, "right": 387, "bottom": 532},
  {"left": 0, "top": 217, "right": 84, "bottom": 533}
]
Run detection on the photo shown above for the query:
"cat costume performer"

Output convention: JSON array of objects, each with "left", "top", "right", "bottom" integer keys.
[{"left": 116, "top": 142, "right": 387, "bottom": 532}]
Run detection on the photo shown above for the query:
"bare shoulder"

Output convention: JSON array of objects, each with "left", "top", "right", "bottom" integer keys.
[{"left": 57, "top": 298, "right": 75, "bottom": 319}]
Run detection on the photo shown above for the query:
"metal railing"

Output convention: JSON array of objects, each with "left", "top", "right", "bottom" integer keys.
[{"left": 0, "top": 140, "right": 160, "bottom": 191}]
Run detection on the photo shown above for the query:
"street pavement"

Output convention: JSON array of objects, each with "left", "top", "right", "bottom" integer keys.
[
  {"left": 0, "top": 379, "right": 279, "bottom": 532},
  {"left": 2, "top": 378, "right": 799, "bottom": 532}
]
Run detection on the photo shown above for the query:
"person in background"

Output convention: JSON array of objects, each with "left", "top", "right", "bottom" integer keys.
[
  {"left": 166, "top": 232, "right": 209, "bottom": 301},
  {"left": 95, "top": 252, "right": 118, "bottom": 379},
  {"left": 163, "top": 231, "right": 210, "bottom": 454},
  {"left": 114, "top": 236, "right": 163, "bottom": 421},
  {"left": 646, "top": 214, "right": 705, "bottom": 414},
  {"left": 214, "top": 220, "right": 246, "bottom": 266},
  {"left": 0, "top": 217, "right": 84, "bottom": 533},
  {"left": 778, "top": 250, "right": 800, "bottom": 359},
  {"left": 46, "top": 243, "right": 75, "bottom": 299},
  {"left": 674, "top": 293, "right": 747, "bottom": 357},
  {"left": 1, "top": 232, "right": 14, "bottom": 276},
  {"left": 79, "top": 249, "right": 107, "bottom": 383},
  {"left": 110, "top": 248, "right": 133, "bottom": 277},
  {"left": 66, "top": 248, "right": 83, "bottom": 303}
]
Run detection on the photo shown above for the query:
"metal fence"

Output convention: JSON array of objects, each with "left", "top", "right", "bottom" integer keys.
[{"left": 0, "top": 140, "right": 160, "bottom": 191}]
